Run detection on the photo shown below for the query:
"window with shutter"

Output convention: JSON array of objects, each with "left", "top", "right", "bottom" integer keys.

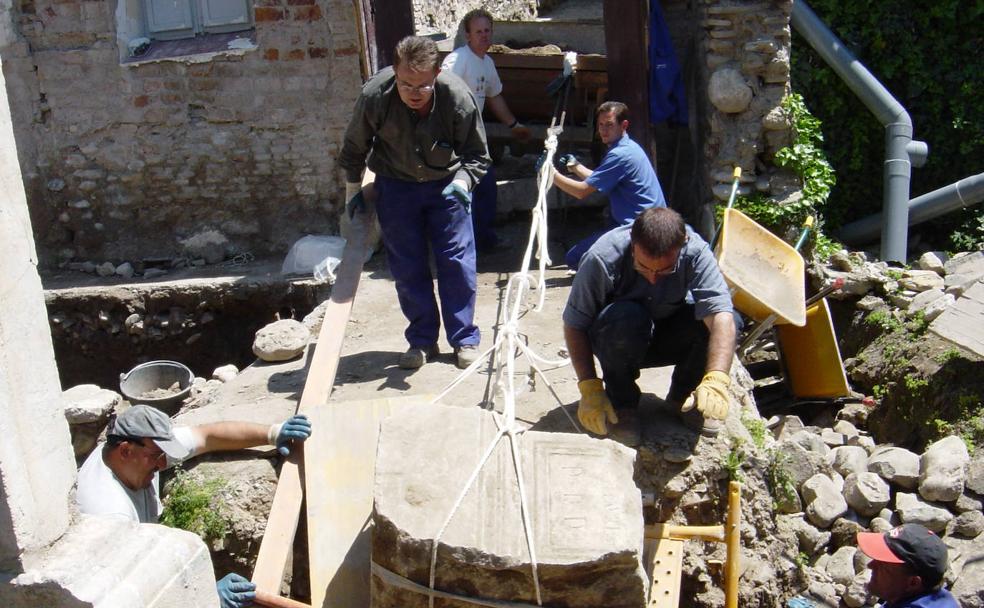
[
  {"left": 144, "top": 0, "right": 197, "bottom": 40},
  {"left": 143, "top": 0, "right": 253, "bottom": 41},
  {"left": 198, "top": 0, "right": 253, "bottom": 34}
]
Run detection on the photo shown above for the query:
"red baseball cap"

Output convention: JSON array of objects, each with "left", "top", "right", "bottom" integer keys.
[{"left": 857, "top": 524, "right": 948, "bottom": 585}]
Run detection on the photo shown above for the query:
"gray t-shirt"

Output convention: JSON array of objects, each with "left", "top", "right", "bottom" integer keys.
[
  {"left": 563, "top": 224, "right": 733, "bottom": 331},
  {"left": 76, "top": 427, "right": 196, "bottom": 524}
]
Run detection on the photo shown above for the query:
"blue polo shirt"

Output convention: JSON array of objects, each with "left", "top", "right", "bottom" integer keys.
[
  {"left": 585, "top": 133, "right": 666, "bottom": 224},
  {"left": 563, "top": 224, "right": 733, "bottom": 331},
  {"left": 884, "top": 588, "right": 959, "bottom": 608}
]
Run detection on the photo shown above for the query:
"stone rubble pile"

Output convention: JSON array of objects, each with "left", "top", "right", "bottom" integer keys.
[
  {"left": 819, "top": 249, "right": 984, "bottom": 324},
  {"left": 767, "top": 411, "right": 983, "bottom": 607}
]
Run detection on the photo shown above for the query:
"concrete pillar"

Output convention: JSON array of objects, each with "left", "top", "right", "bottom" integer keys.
[
  {"left": 0, "top": 57, "right": 218, "bottom": 607},
  {"left": 0, "top": 51, "right": 77, "bottom": 572}
]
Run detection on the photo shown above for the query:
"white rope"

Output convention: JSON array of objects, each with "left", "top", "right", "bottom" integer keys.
[
  {"left": 373, "top": 562, "right": 544, "bottom": 608},
  {"left": 424, "top": 120, "right": 589, "bottom": 607}
]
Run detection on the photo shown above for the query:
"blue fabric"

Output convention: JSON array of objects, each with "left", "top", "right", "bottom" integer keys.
[
  {"left": 589, "top": 300, "right": 712, "bottom": 408},
  {"left": 884, "top": 588, "right": 959, "bottom": 608},
  {"left": 648, "top": 1, "right": 688, "bottom": 125},
  {"left": 374, "top": 174, "right": 480, "bottom": 349},
  {"left": 472, "top": 165, "right": 498, "bottom": 251},
  {"left": 565, "top": 221, "right": 617, "bottom": 271},
  {"left": 585, "top": 134, "right": 666, "bottom": 226}
]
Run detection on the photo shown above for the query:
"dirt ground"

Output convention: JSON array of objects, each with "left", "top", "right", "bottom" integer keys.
[
  {"left": 174, "top": 208, "right": 674, "bottom": 438},
  {"left": 327, "top": 210, "right": 674, "bottom": 428}
]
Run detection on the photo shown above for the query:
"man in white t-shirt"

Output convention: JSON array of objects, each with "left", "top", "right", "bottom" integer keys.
[
  {"left": 442, "top": 8, "right": 530, "bottom": 253},
  {"left": 76, "top": 404, "right": 311, "bottom": 607}
]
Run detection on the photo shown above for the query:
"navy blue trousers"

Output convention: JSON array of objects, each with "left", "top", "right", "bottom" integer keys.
[
  {"left": 565, "top": 220, "right": 617, "bottom": 270},
  {"left": 471, "top": 166, "right": 498, "bottom": 251},
  {"left": 589, "top": 300, "right": 712, "bottom": 409},
  {"left": 374, "top": 174, "right": 480, "bottom": 349}
]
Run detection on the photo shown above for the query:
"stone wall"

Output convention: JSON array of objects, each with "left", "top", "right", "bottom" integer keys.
[
  {"left": 412, "top": 0, "right": 537, "bottom": 37},
  {"left": 0, "top": 0, "right": 363, "bottom": 268},
  {"left": 697, "top": 0, "right": 794, "bottom": 226}
]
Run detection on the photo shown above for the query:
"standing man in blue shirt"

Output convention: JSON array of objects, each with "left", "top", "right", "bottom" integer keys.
[
  {"left": 562, "top": 207, "right": 737, "bottom": 437},
  {"left": 544, "top": 101, "right": 667, "bottom": 270},
  {"left": 339, "top": 36, "right": 490, "bottom": 370},
  {"left": 442, "top": 8, "right": 530, "bottom": 253}
]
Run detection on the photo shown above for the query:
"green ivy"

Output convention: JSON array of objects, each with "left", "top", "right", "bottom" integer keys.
[
  {"left": 732, "top": 94, "right": 839, "bottom": 260},
  {"left": 790, "top": 0, "right": 984, "bottom": 250}
]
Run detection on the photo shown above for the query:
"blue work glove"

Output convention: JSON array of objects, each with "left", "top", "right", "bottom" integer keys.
[
  {"left": 442, "top": 181, "right": 472, "bottom": 213},
  {"left": 273, "top": 414, "right": 312, "bottom": 457},
  {"left": 216, "top": 573, "right": 255, "bottom": 608},
  {"left": 534, "top": 152, "right": 548, "bottom": 174},
  {"left": 557, "top": 153, "right": 578, "bottom": 171},
  {"left": 345, "top": 181, "right": 364, "bottom": 219}
]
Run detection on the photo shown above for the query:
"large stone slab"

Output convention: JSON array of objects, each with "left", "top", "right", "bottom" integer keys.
[
  {"left": 930, "top": 280, "right": 984, "bottom": 359},
  {"left": 372, "top": 404, "right": 646, "bottom": 608}
]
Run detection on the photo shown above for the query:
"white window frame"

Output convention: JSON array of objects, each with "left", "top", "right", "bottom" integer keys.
[{"left": 143, "top": 0, "right": 253, "bottom": 41}]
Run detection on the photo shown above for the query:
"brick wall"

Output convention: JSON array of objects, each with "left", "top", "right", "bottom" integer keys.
[{"left": 0, "top": 0, "right": 364, "bottom": 267}]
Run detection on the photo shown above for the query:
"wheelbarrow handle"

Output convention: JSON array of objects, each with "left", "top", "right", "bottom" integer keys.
[
  {"left": 738, "top": 276, "right": 844, "bottom": 357},
  {"left": 793, "top": 215, "right": 815, "bottom": 252},
  {"left": 710, "top": 167, "right": 742, "bottom": 251}
]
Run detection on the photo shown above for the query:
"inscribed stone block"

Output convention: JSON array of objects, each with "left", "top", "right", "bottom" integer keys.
[{"left": 372, "top": 404, "right": 647, "bottom": 608}]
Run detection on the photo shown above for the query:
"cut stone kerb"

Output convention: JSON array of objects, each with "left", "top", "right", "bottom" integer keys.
[{"left": 372, "top": 404, "right": 647, "bottom": 608}]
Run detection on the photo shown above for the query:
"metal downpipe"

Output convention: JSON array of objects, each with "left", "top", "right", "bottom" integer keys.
[
  {"left": 839, "top": 172, "right": 984, "bottom": 245},
  {"left": 791, "top": 0, "right": 928, "bottom": 262}
]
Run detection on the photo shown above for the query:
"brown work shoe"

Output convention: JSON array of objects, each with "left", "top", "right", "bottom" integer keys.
[
  {"left": 607, "top": 408, "right": 642, "bottom": 447},
  {"left": 667, "top": 398, "right": 722, "bottom": 438},
  {"left": 399, "top": 344, "right": 439, "bottom": 369},
  {"left": 454, "top": 344, "right": 480, "bottom": 369}
]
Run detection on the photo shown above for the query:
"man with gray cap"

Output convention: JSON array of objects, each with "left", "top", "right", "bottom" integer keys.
[
  {"left": 77, "top": 405, "right": 311, "bottom": 523},
  {"left": 76, "top": 405, "right": 311, "bottom": 607},
  {"left": 856, "top": 523, "right": 958, "bottom": 607}
]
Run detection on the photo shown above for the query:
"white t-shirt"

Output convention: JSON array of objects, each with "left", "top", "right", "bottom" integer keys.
[
  {"left": 76, "top": 426, "right": 198, "bottom": 524},
  {"left": 441, "top": 45, "right": 503, "bottom": 112}
]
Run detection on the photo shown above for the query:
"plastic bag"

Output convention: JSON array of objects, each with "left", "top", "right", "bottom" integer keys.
[{"left": 281, "top": 235, "right": 346, "bottom": 284}]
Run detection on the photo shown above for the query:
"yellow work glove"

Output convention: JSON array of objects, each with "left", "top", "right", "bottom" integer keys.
[
  {"left": 680, "top": 371, "right": 731, "bottom": 420},
  {"left": 577, "top": 379, "right": 618, "bottom": 435}
]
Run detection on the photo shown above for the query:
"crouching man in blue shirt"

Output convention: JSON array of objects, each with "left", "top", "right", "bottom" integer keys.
[{"left": 562, "top": 207, "right": 737, "bottom": 437}]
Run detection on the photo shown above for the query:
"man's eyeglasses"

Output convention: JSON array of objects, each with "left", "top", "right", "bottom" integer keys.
[
  {"left": 132, "top": 439, "right": 167, "bottom": 464},
  {"left": 396, "top": 81, "right": 436, "bottom": 95},
  {"left": 632, "top": 249, "right": 681, "bottom": 278}
]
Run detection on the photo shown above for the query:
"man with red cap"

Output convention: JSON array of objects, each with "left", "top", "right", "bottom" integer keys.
[{"left": 856, "top": 523, "right": 958, "bottom": 607}]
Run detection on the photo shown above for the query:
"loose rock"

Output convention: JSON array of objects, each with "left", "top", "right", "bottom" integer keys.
[{"left": 252, "top": 319, "right": 310, "bottom": 362}]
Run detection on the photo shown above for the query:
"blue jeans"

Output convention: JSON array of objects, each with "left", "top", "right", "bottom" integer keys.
[
  {"left": 588, "top": 300, "right": 717, "bottom": 408},
  {"left": 374, "top": 174, "right": 480, "bottom": 349},
  {"left": 472, "top": 166, "right": 498, "bottom": 251},
  {"left": 565, "top": 220, "right": 618, "bottom": 270}
]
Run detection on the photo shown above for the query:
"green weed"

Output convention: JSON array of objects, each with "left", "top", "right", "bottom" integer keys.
[{"left": 160, "top": 468, "right": 230, "bottom": 544}]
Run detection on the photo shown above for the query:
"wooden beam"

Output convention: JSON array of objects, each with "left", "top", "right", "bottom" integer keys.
[
  {"left": 251, "top": 210, "right": 371, "bottom": 594},
  {"left": 603, "top": 0, "right": 652, "bottom": 152}
]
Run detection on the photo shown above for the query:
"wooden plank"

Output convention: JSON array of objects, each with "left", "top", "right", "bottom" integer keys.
[
  {"left": 306, "top": 395, "right": 435, "bottom": 608},
  {"left": 251, "top": 210, "right": 371, "bottom": 594},
  {"left": 644, "top": 536, "right": 684, "bottom": 608}
]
